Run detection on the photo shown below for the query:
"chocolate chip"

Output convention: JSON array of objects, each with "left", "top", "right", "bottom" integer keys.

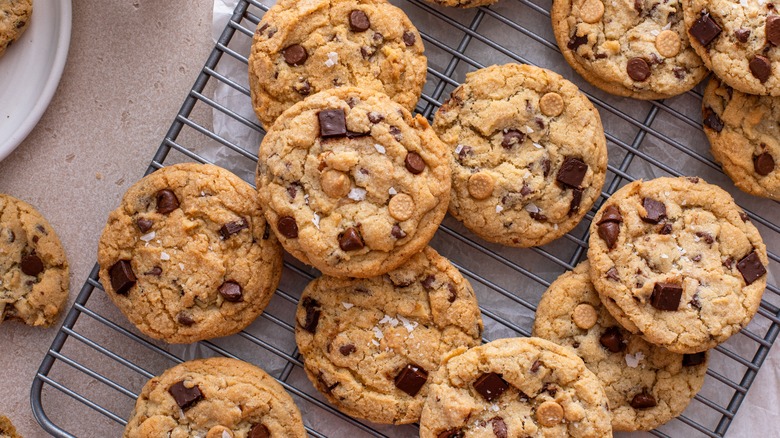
[
  {"left": 520, "top": 183, "right": 533, "bottom": 197},
  {"left": 391, "top": 224, "right": 407, "bottom": 239},
  {"left": 296, "top": 79, "right": 311, "bottom": 95},
  {"left": 749, "top": 55, "right": 772, "bottom": 82},
  {"left": 349, "top": 10, "right": 370, "bottom": 32},
  {"left": 257, "top": 23, "right": 268, "bottom": 35},
  {"left": 248, "top": 424, "right": 270, "bottom": 438},
  {"left": 627, "top": 57, "right": 651, "bottom": 81},
  {"left": 394, "top": 364, "right": 428, "bottom": 396},
  {"left": 659, "top": 223, "right": 673, "bottom": 235},
  {"left": 447, "top": 283, "right": 457, "bottom": 302},
  {"left": 692, "top": 254, "right": 702, "bottom": 263},
  {"left": 529, "top": 211, "right": 548, "bottom": 222},
  {"left": 641, "top": 198, "right": 666, "bottom": 223},
  {"left": 283, "top": 44, "right": 308, "bottom": 66},
  {"left": 109, "top": 260, "right": 136, "bottom": 295},
  {"left": 318, "top": 109, "right": 347, "bottom": 138},
  {"left": 287, "top": 183, "right": 299, "bottom": 199},
  {"left": 403, "top": 31, "right": 416, "bottom": 46},
  {"left": 737, "top": 251, "right": 767, "bottom": 285},
  {"left": 690, "top": 292, "right": 701, "bottom": 308},
  {"left": 530, "top": 360, "right": 541, "bottom": 372},
  {"left": 767, "top": 15, "right": 780, "bottom": 46},
  {"left": 600, "top": 326, "right": 625, "bottom": 352},
  {"left": 754, "top": 152, "right": 775, "bottom": 176},
  {"left": 218, "top": 281, "right": 242, "bottom": 302},
  {"left": 339, "top": 344, "right": 357, "bottom": 356},
  {"left": 301, "top": 297, "right": 320, "bottom": 333},
  {"left": 740, "top": 211, "right": 749, "bottom": 222},
  {"left": 630, "top": 392, "right": 657, "bottom": 409},
  {"left": 220, "top": 218, "right": 248, "bottom": 239},
  {"left": 156, "top": 189, "right": 179, "bottom": 214},
  {"left": 473, "top": 372, "right": 509, "bottom": 402},
  {"left": 633, "top": 0, "right": 642, "bottom": 13},
  {"left": 702, "top": 107, "right": 724, "bottom": 132},
  {"left": 346, "top": 130, "right": 370, "bottom": 139},
  {"left": 389, "top": 125, "right": 402, "bottom": 141},
  {"left": 606, "top": 267, "right": 620, "bottom": 281},
  {"left": 542, "top": 382, "right": 558, "bottom": 396},
  {"left": 418, "top": 275, "right": 435, "bottom": 291},
  {"left": 317, "top": 373, "right": 339, "bottom": 394},
  {"left": 567, "top": 33, "right": 588, "bottom": 50},
  {"left": 277, "top": 216, "right": 298, "bottom": 238},
  {"left": 683, "top": 352, "right": 706, "bottom": 367},
  {"left": 437, "top": 430, "right": 464, "bottom": 438},
  {"left": 568, "top": 188, "right": 583, "bottom": 215},
  {"left": 144, "top": 266, "right": 162, "bottom": 276},
  {"left": 501, "top": 129, "right": 525, "bottom": 149},
  {"left": 491, "top": 417, "right": 508, "bottom": 438},
  {"left": 168, "top": 381, "right": 203, "bottom": 410},
  {"left": 405, "top": 152, "right": 426, "bottom": 174},
  {"left": 373, "top": 31, "right": 384, "bottom": 43},
  {"left": 695, "top": 231, "right": 714, "bottom": 244},
  {"left": 723, "top": 257, "right": 734, "bottom": 269},
  {"left": 177, "top": 312, "right": 195, "bottom": 326},
  {"left": 556, "top": 157, "right": 588, "bottom": 188},
  {"left": 651, "top": 282, "right": 683, "bottom": 311},
  {"left": 598, "top": 222, "right": 620, "bottom": 249},
  {"left": 735, "top": 28, "right": 751, "bottom": 43},
  {"left": 136, "top": 218, "right": 153, "bottom": 233},
  {"left": 368, "top": 112, "right": 384, "bottom": 123},
  {"left": 339, "top": 227, "right": 364, "bottom": 251},
  {"left": 21, "top": 254, "right": 44, "bottom": 276},
  {"left": 572, "top": 341, "right": 580, "bottom": 348},
  {"left": 690, "top": 12, "right": 722, "bottom": 46}
]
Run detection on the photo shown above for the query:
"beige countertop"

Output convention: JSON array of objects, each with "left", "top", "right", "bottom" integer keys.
[{"left": 0, "top": 0, "right": 778, "bottom": 437}]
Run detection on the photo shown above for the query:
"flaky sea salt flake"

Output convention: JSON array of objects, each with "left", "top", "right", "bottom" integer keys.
[{"left": 325, "top": 51, "right": 339, "bottom": 67}]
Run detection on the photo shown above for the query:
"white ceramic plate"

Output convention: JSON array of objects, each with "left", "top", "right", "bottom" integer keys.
[{"left": 0, "top": 0, "right": 71, "bottom": 162}]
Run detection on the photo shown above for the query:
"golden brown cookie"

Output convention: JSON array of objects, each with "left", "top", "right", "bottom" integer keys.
[{"left": 0, "top": 0, "right": 32, "bottom": 58}]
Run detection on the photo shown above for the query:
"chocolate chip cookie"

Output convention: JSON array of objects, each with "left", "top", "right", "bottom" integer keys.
[
  {"left": 702, "top": 77, "right": 780, "bottom": 201},
  {"left": 0, "top": 0, "right": 32, "bottom": 58},
  {"left": 257, "top": 87, "right": 450, "bottom": 278},
  {"left": 588, "top": 177, "right": 768, "bottom": 354},
  {"left": 123, "top": 357, "right": 305, "bottom": 438},
  {"left": 0, "top": 194, "right": 68, "bottom": 327},
  {"left": 419, "top": 337, "right": 613, "bottom": 438},
  {"left": 552, "top": 0, "right": 707, "bottom": 99},
  {"left": 295, "top": 246, "right": 483, "bottom": 424},
  {"left": 533, "top": 261, "right": 708, "bottom": 431},
  {"left": 683, "top": 0, "right": 780, "bottom": 95},
  {"left": 248, "top": 0, "right": 427, "bottom": 128},
  {"left": 433, "top": 63, "right": 607, "bottom": 247},
  {"left": 98, "top": 163, "right": 283, "bottom": 344},
  {"left": 0, "top": 415, "right": 20, "bottom": 438}
]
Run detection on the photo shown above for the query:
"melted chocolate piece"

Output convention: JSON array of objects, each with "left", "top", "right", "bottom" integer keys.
[
  {"left": 301, "top": 297, "right": 321, "bottom": 333},
  {"left": 491, "top": 417, "right": 508, "bottom": 438},
  {"left": 702, "top": 107, "right": 724, "bottom": 132},
  {"left": 277, "top": 216, "right": 298, "bottom": 238},
  {"left": 641, "top": 198, "right": 666, "bottom": 224},
  {"left": 405, "top": 152, "right": 426, "bottom": 174},
  {"left": 501, "top": 129, "right": 525, "bottom": 149},
  {"left": 136, "top": 218, "right": 153, "bottom": 233},
  {"left": 339, "top": 227, "right": 364, "bottom": 251},
  {"left": 556, "top": 157, "right": 588, "bottom": 188},
  {"left": 283, "top": 44, "right": 308, "bottom": 65},
  {"left": 473, "top": 372, "right": 509, "bottom": 402},
  {"left": 248, "top": 424, "right": 270, "bottom": 438},
  {"left": 339, "top": 344, "right": 357, "bottom": 356},
  {"left": 156, "top": 189, "right": 180, "bottom": 214},
  {"left": 627, "top": 57, "right": 651, "bottom": 81},
  {"left": 754, "top": 152, "right": 775, "bottom": 176},
  {"left": 218, "top": 281, "right": 243, "bottom": 302},
  {"left": 683, "top": 352, "right": 706, "bottom": 367},
  {"left": 600, "top": 326, "right": 625, "bottom": 352},
  {"left": 168, "top": 381, "right": 203, "bottom": 410},
  {"left": 630, "top": 392, "right": 657, "bottom": 409},
  {"left": 348, "top": 10, "right": 370, "bottom": 32},
  {"left": 403, "top": 31, "right": 416, "bottom": 46},
  {"left": 220, "top": 218, "right": 248, "bottom": 239},
  {"left": 749, "top": 55, "right": 772, "bottom": 82},
  {"left": 109, "top": 260, "right": 136, "bottom": 295},
  {"left": 21, "top": 254, "right": 44, "bottom": 276}
]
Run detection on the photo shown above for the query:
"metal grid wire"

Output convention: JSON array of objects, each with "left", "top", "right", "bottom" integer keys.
[{"left": 31, "top": 0, "right": 780, "bottom": 436}]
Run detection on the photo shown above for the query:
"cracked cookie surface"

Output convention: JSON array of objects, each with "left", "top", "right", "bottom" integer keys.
[
  {"left": 0, "top": 0, "right": 31, "bottom": 58},
  {"left": 98, "top": 163, "right": 283, "bottom": 344},
  {"left": 433, "top": 63, "right": 607, "bottom": 247},
  {"left": 0, "top": 194, "right": 68, "bottom": 327},
  {"left": 294, "top": 247, "right": 483, "bottom": 424},
  {"left": 552, "top": 0, "right": 706, "bottom": 99},
  {"left": 533, "top": 261, "right": 708, "bottom": 431},
  {"left": 587, "top": 177, "right": 768, "bottom": 354},
  {"left": 248, "top": 0, "right": 427, "bottom": 128},
  {"left": 702, "top": 77, "right": 780, "bottom": 200},
  {"left": 419, "top": 337, "right": 613, "bottom": 438},
  {"left": 683, "top": 0, "right": 780, "bottom": 96},
  {"left": 123, "top": 357, "right": 305, "bottom": 438},
  {"left": 257, "top": 87, "right": 450, "bottom": 278}
]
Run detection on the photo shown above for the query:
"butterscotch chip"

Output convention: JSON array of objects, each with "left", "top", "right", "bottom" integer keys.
[
  {"left": 539, "top": 92, "right": 565, "bottom": 117},
  {"left": 655, "top": 30, "right": 681, "bottom": 58},
  {"left": 468, "top": 172, "right": 495, "bottom": 200},
  {"left": 388, "top": 193, "right": 415, "bottom": 221},
  {"left": 572, "top": 303, "right": 598, "bottom": 329},
  {"left": 321, "top": 169, "right": 351, "bottom": 198},
  {"left": 578, "top": 0, "right": 604, "bottom": 24},
  {"left": 536, "top": 401, "right": 565, "bottom": 426}
]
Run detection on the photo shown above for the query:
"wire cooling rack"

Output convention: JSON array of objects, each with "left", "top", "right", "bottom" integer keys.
[{"left": 31, "top": 0, "right": 780, "bottom": 436}]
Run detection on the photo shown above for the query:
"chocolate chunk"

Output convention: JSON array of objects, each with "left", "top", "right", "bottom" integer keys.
[
  {"left": 473, "top": 372, "right": 509, "bottom": 402},
  {"left": 754, "top": 152, "right": 775, "bottom": 176},
  {"left": 437, "top": 430, "right": 464, "bottom": 438},
  {"left": 388, "top": 126, "right": 403, "bottom": 142},
  {"left": 630, "top": 392, "right": 657, "bottom": 409},
  {"left": 567, "top": 33, "right": 588, "bottom": 50},
  {"left": 220, "top": 218, "right": 248, "bottom": 239},
  {"left": 598, "top": 205, "right": 623, "bottom": 224},
  {"left": 391, "top": 224, "right": 406, "bottom": 239},
  {"left": 168, "top": 381, "right": 203, "bottom": 410},
  {"left": 737, "top": 251, "right": 767, "bottom": 285},
  {"left": 690, "top": 12, "right": 722, "bottom": 46},
  {"left": 651, "top": 282, "right": 683, "bottom": 311},
  {"left": 702, "top": 107, "right": 724, "bottom": 132},
  {"left": 339, "top": 227, "right": 364, "bottom": 251},
  {"left": 501, "top": 129, "right": 525, "bottom": 149},
  {"left": 520, "top": 183, "right": 533, "bottom": 197},
  {"left": 349, "top": 10, "right": 370, "bottom": 32},
  {"left": 136, "top": 218, "right": 153, "bottom": 233},
  {"left": 749, "top": 55, "right": 772, "bottom": 82},
  {"left": 368, "top": 112, "right": 384, "bottom": 123},
  {"left": 767, "top": 15, "right": 780, "bottom": 46},
  {"left": 641, "top": 198, "right": 666, "bottom": 224},
  {"left": 283, "top": 44, "right": 308, "bottom": 66},
  {"left": 318, "top": 109, "right": 347, "bottom": 138},
  {"left": 177, "top": 312, "right": 195, "bottom": 326},
  {"left": 735, "top": 28, "right": 751, "bottom": 43},
  {"left": 600, "top": 326, "right": 625, "bottom": 352},
  {"left": 556, "top": 157, "right": 588, "bottom": 188},
  {"left": 683, "top": 352, "right": 706, "bottom": 367},
  {"left": 394, "top": 364, "right": 428, "bottom": 396},
  {"left": 542, "top": 382, "right": 558, "bottom": 396},
  {"left": 156, "top": 189, "right": 179, "bottom": 214},
  {"left": 109, "top": 260, "right": 136, "bottom": 295},
  {"left": 659, "top": 223, "right": 673, "bottom": 235},
  {"left": 695, "top": 231, "right": 714, "bottom": 244},
  {"left": 530, "top": 359, "right": 541, "bottom": 372},
  {"left": 248, "top": 424, "right": 270, "bottom": 438},
  {"left": 723, "top": 257, "right": 734, "bottom": 269},
  {"left": 598, "top": 222, "right": 620, "bottom": 249},
  {"left": 421, "top": 275, "right": 436, "bottom": 290},
  {"left": 296, "top": 79, "right": 311, "bottom": 95},
  {"left": 403, "top": 31, "right": 416, "bottom": 46},
  {"left": 144, "top": 266, "right": 162, "bottom": 276},
  {"left": 447, "top": 283, "right": 457, "bottom": 302},
  {"left": 491, "top": 417, "right": 508, "bottom": 438},
  {"left": 218, "top": 281, "right": 242, "bottom": 302},
  {"left": 339, "top": 344, "right": 357, "bottom": 356},
  {"left": 21, "top": 254, "right": 44, "bottom": 276},
  {"left": 301, "top": 297, "right": 320, "bottom": 333},
  {"left": 277, "top": 216, "right": 298, "bottom": 238},
  {"left": 568, "top": 188, "right": 583, "bottom": 215},
  {"left": 606, "top": 267, "right": 620, "bottom": 281},
  {"left": 627, "top": 57, "right": 651, "bottom": 81},
  {"left": 405, "top": 152, "right": 426, "bottom": 174},
  {"left": 740, "top": 211, "right": 749, "bottom": 222}
]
